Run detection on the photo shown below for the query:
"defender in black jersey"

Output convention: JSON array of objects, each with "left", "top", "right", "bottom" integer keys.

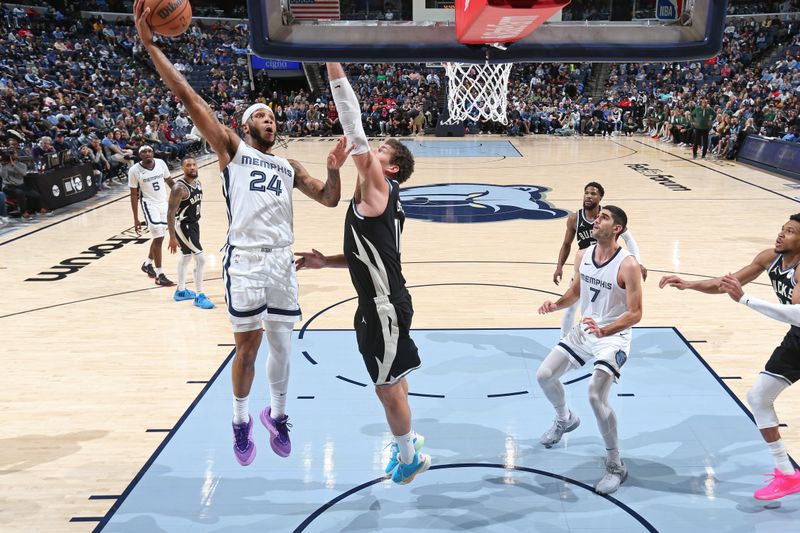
[
  {"left": 660, "top": 214, "right": 800, "bottom": 500},
  {"left": 167, "top": 158, "right": 214, "bottom": 309},
  {"left": 295, "top": 62, "right": 430, "bottom": 485},
  {"left": 553, "top": 182, "right": 646, "bottom": 337},
  {"left": 553, "top": 182, "right": 605, "bottom": 285}
]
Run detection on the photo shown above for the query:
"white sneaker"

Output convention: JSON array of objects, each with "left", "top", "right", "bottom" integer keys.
[
  {"left": 595, "top": 460, "right": 628, "bottom": 494},
  {"left": 0, "top": 216, "right": 8, "bottom": 226},
  {"left": 540, "top": 411, "right": 580, "bottom": 448}
]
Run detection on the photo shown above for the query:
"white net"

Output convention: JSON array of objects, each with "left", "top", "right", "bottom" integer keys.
[{"left": 443, "top": 61, "right": 513, "bottom": 125}]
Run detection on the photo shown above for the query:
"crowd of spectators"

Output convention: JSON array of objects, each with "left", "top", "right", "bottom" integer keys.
[
  {"left": 0, "top": 2, "right": 799, "bottom": 223},
  {"left": 600, "top": 15, "right": 800, "bottom": 159},
  {"left": 0, "top": 5, "right": 252, "bottom": 220}
]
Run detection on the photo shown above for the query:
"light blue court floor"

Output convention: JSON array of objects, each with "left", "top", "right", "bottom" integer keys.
[
  {"left": 400, "top": 140, "right": 522, "bottom": 158},
  {"left": 101, "top": 328, "right": 799, "bottom": 532}
]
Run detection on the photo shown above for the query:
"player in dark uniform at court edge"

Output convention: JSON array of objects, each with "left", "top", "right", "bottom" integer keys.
[
  {"left": 295, "top": 62, "right": 429, "bottom": 485},
  {"left": 660, "top": 213, "right": 800, "bottom": 501},
  {"left": 167, "top": 157, "right": 214, "bottom": 309}
]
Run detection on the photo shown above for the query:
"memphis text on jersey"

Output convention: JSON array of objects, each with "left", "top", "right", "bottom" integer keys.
[
  {"left": 240, "top": 155, "right": 293, "bottom": 177},
  {"left": 580, "top": 272, "right": 614, "bottom": 290}
]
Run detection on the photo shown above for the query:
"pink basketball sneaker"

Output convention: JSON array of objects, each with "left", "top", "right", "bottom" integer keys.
[{"left": 754, "top": 469, "right": 800, "bottom": 500}]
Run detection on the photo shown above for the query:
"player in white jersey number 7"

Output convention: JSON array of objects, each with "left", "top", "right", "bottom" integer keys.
[
  {"left": 538, "top": 206, "right": 643, "bottom": 495},
  {"left": 135, "top": 0, "right": 351, "bottom": 466}
]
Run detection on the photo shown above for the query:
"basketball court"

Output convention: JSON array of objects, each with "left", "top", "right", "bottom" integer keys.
[
  {"left": 3, "top": 135, "right": 800, "bottom": 531},
  {"left": 4, "top": 0, "right": 800, "bottom": 530}
]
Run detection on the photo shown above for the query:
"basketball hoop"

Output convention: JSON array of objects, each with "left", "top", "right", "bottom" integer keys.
[{"left": 443, "top": 61, "right": 513, "bottom": 125}]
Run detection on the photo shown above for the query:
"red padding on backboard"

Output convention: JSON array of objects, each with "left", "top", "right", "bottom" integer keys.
[{"left": 455, "top": 0, "right": 571, "bottom": 45}]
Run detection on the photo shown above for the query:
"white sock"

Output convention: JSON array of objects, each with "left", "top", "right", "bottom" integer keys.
[
  {"left": 177, "top": 254, "right": 191, "bottom": 291},
  {"left": 144, "top": 258, "right": 153, "bottom": 266},
  {"left": 155, "top": 267, "right": 163, "bottom": 276},
  {"left": 556, "top": 406, "right": 571, "bottom": 421},
  {"left": 194, "top": 252, "right": 205, "bottom": 293},
  {"left": 233, "top": 395, "right": 249, "bottom": 424},
  {"left": 768, "top": 439, "right": 795, "bottom": 474},
  {"left": 270, "top": 392, "right": 287, "bottom": 419},
  {"left": 606, "top": 448, "right": 621, "bottom": 466},
  {"left": 396, "top": 430, "right": 415, "bottom": 464}
]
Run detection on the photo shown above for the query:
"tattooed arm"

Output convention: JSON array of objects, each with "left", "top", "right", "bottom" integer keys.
[
  {"left": 290, "top": 136, "right": 351, "bottom": 207},
  {"left": 167, "top": 181, "right": 188, "bottom": 254}
]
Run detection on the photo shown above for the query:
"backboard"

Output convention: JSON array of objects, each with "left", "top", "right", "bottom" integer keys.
[{"left": 247, "top": 0, "right": 728, "bottom": 63}]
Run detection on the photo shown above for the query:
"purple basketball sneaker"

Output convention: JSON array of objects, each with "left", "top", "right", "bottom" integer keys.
[
  {"left": 232, "top": 416, "right": 256, "bottom": 466},
  {"left": 260, "top": 406, "right": 292, "bottom": 457}
]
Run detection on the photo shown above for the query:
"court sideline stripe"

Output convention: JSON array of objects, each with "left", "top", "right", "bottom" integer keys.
[
  {"left": 91, "top": 348, "right": 236, "bottom": 532},
  {"left": 0, "top": 158, "right": 218, "bottom": 247},
  {"left": 633, "top": 140, "right": 800, "bottom": 203},
  {"left": 672, "top": 327, "right": 799, "bottom": 470},
  {"left": 0, "top": 195, "right": 130, "bottom": 247}
]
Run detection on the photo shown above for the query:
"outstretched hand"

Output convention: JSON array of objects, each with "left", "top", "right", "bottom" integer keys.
[
  {"left": 295, "top": 249, "right": 326, "bottom": 270},
  {"left": 659, "top": 275, "right": 689, "bottom": 290},
  {"left": 538, "top": 301, "right": 558, "bottom": 314},
  {"left": 133, "top": 0, "right": 154, "bottom": 47},
  {"left": 719, "top": 273, "right": 744, "bottom": 302},
  {"left": 327, "top": 136, "right": 353, "bottom": 170}
]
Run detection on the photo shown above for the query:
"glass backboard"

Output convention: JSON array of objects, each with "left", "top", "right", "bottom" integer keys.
[{"left": 247, "top": 0, "right": 728, "bottom": 63}]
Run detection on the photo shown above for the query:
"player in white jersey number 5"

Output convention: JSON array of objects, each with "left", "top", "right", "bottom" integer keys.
[
  {"left": 129, "top": 144, "right": 175, "bottom": 287},
  {"left": 537, "top": 206, "right": 643, "bottom": 495},
  {"left": 135, "top": 0, "right": 349, "bottom": 466}
]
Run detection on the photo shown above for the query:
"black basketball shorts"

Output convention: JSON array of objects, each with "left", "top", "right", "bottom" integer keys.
[
  {"left": 764, "top": 328, "right": 800, "bottom": 384},
  {"left": 354, "top": 294, "right": 421, "bottom": 386},
  {"left": 176, "top": 221, "right": 202, "bottom": 255}
]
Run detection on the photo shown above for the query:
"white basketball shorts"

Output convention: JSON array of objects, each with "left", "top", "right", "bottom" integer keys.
[
  {"left": 555, "top": 324, "right": 632, "bottom": 382},
  {"left": 140, "top": 200, "right": 168, "bottom": 238},
  {"left": 222, "top": 245, "right": 301, "bottom": 332}
]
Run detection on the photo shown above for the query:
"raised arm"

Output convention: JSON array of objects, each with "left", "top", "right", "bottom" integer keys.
[
  {"left": 554, "top": 213, "right": 577, "bottom": 285},
  {"left": 167, "top": 182, "right": 188, "bottom": 254},
  {"left": 659, "top": 248, "right": 774, "bottom": 294},
  {"left": 326, "top": 62, "right": 387, "bottom": 207},
  {"left": 619, "top": 228, "right": 647, "bottom": 281},
  {"left": 290, "top": 136, "right": 351, "bottom": 207},
  {"left": 134, "top": 0, "right": 238, "bottom": 168}
]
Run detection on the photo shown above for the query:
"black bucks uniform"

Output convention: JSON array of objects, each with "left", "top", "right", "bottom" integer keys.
[
  {"left": 765, "top": 254, "right": 800, "bottom": 384},
  {"left": 344, "top": 178, "right": 420, "bottom": 386},
  {"left": 175, "top": 178, "right": 203, "bottom": 255},
  {"left": 576, "top": 208, "right": 596, "bottom": 250}
]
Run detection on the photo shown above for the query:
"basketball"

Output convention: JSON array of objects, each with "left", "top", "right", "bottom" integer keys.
[{"left": 145, "top": 0, "right": 192, "bottom": 37}]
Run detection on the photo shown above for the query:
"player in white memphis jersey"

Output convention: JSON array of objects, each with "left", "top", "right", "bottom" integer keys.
[
  {"left": 537, "top": 206, "right": 643, "bottom": 495},
  {"left": 129, "top": 144, "right": 174, "bottom": 286},
  {"left": 135, "top": 0, "right": 350, "bottom": 467}
]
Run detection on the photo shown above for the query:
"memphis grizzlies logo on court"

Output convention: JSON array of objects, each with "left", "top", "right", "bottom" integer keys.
[{"left": 399, "top": 183, "right": 568, "bottom": 223}]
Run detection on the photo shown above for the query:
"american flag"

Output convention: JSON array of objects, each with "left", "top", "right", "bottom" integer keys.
[{"left": 289, "top": 0, "right": 341, "bottom": 20}]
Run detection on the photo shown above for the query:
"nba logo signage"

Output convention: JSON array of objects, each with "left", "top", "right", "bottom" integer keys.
[{"left": 656, "top": 0, "right": 682, "bottom": 21}]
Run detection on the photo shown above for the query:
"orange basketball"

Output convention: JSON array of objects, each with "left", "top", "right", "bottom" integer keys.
[{"left": 145, "top": 0, "right": 192, "bottom": 37}]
